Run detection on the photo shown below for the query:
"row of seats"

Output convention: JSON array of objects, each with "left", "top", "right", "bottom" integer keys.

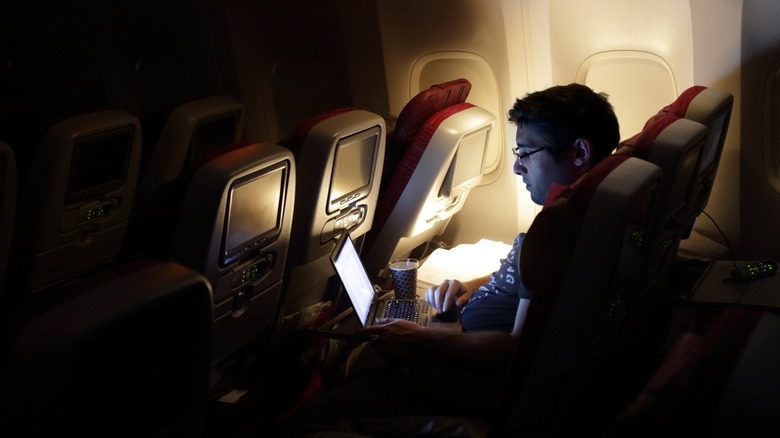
[
  {"left": 619, "top": 86, "right": 733, "bottom": 298},
  {"left": 0, "top": 79, "right": 732, "bottom": 435},
  {"left": 305, "top": 84, "right": 734, "bottom": 437},
  {"left": 0, "top": 79, "right": 495, "bottom": 435},
  {"left": 502, "top": 85, "right": 733, "bottom": 435},
  {"left": 476, "top": 86, "right": 734, "bottom": 435}
]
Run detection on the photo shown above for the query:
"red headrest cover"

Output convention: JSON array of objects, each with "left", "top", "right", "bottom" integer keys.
[
  {"left": 668, "top": 85, "right": 707, "bottom": 117},
  {"left": 279, "top": 107, "right": 357, "bottom": 155},
  {"left": 642, "top": 85, "right": 707, "bottom": 127},
  {"left": 395, "top": 79, "right": 472, "bottom": 144},
  {"left": 618, "top": 114, "right": 681, "bottom": 160}
]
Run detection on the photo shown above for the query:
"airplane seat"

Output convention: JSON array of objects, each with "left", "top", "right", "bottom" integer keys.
[
  {"left": 0, "top": 100, "right": 48, "bottom": 185},
  {"left": 139, "top": 141, "right": 296, "bottom": 363},
  {"left": 133, "top": 95, "right": 245, "bottom": 222},
  {"left": 604, "top": 307, "right": 772, "bottom": 437},
  {"left": 6, "top": 110, "right": 142, "bottom": 297},
  {"left": 127, "top": 95, "right": 245, "bottom": 257},
  {"left": 647, "top": 86, "right": 733, "bottom": 222},
  {"left": 0, "top": 259, "right": 213, "bottom": 437},
  {"left": 615, "top": 115, "right": 707, "bottom": 299},
  {"left": 362, "top": 78, "right": 496, "bottom": 277},
  {"left": 491, "top": 155, "right": 663, "bottom": 436},
  {"left": 381, "top": 78, "right": 472, "bottom": 199},
  {"left": 261, "top": 53, "right": 354, "bottom": 143},
  {"left": 276, "top": 107, "right": 386, "bottom": 320},
  {"left": 129, "top": 46, "right": 225, "bottom": 149},
  {"left": 0, "top": 142, "right": 16, "bottom": 297},
  {"left": 669, "top": 87, "right": 734, "bottom": 255}
]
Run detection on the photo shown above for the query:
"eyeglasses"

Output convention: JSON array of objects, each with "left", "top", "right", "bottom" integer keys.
[{"left": 512, "top": 146, "right": 548, "bottom": 164}]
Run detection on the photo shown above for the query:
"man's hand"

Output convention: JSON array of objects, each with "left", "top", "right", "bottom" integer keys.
[
  {"left": 358, "top": 319, "right": 441, "bottom": 360},
  {"left": 424, "top": 279, "right": 473, "bottom": 313}
]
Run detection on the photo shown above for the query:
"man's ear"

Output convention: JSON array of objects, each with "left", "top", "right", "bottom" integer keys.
[{"left": 572, "top": 139, "right": 592, "bottom": 167}]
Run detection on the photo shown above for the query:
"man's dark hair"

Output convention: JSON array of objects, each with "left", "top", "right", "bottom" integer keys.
[{"left": 508, "top": 83, "right": 619, "bottom": 164}]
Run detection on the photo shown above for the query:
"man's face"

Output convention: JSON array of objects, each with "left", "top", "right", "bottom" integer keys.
[{"left": 513, "top": 124, "right": 579, "bottom": 205}]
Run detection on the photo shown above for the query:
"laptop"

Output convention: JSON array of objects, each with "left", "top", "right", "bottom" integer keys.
[{"left": 330, "top": 232, "right": 434, "bottom": 327}]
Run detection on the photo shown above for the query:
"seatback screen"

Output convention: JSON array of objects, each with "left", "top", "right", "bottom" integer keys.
[
  {"left": 66, "top": 126, "right": 134, "bottom": 204},
  {"left": 223, "top": 164, "right": 286, "bottom": 264},
  {"left": 328, "top": 126, "right": 380, "bottom": 213},
  {"left": 440, "top": 126, "right": 489, "bottom": 198}
]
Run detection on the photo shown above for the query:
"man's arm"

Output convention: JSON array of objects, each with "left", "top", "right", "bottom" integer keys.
[
  {"left": 426, "top": 328, "right": 519, "bottom": 375},
  {"left": 360, "top": 318, "right": 518, "bottom": 376},
  {"left": 360, "top": 296, "right": 530, "bottom": 376}
]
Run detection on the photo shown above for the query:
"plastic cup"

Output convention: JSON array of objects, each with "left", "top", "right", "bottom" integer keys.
[{"left": 388, "top": 258, "right": 420, "bottom": 299}]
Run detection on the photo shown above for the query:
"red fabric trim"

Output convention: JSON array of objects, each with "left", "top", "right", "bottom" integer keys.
[
  {"left": 193, "top": 140, "right": 255, "bottom": 169},
  {"left": 543, "top": 183, "right": 572, "bottom": 208},
  {"left": 545, "top": 155, "right": 630, "bottom": 207},
  {"left": 522, "top": 154, "right": 629, "bottom": 291}
]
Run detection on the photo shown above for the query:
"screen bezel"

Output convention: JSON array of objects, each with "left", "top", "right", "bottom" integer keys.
[
  {"left": 187, "top": 110, "right": 241, "bottom": 164},
  {"left": 221, "top": 161, "right": 288, "bottom": 266},
  {"left": 65, "top": 125, "right": 134, "bottom": 205},
  {"left": 440, "top": 125, "right": 490, "bottom": 198},
  {"left": 326, "top": 125, "right": 381, "bottom": 214},
  {"left": 665, "top": 137, "right": 704, "bottom": 222}
]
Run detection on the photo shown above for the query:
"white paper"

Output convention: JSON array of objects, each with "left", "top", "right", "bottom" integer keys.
[{"left": 418, "top": 239, "right": 511, "bottom": 287}]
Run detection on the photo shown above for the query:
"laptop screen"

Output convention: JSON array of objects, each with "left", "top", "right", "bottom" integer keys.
[{"left": 331, "top": 233, "right": 375, "bottom": 326}]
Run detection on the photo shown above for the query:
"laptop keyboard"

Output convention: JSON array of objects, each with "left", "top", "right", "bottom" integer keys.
[{"left": 383, "top": 300, "right": 431, "bottom": 324}]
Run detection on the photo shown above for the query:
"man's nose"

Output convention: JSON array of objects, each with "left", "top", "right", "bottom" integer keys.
[{"left": 513, "top": 159, "right": 526, "bottom": 175}]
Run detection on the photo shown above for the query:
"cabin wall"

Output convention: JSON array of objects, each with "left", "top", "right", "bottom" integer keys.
[
  {"left": 223, "top": 0, "right": 533, "bottom": 249},
  {"left": 337, "top": 1, "right": 390, "bottom": 115},
  {"left": 5, "top": 0, "right": 779, "bottom": 262},
  {"left": 224, "top": 0, "right": 355, "bottom": 143},
  {"left": 546, "top": 0, "right": 695, "bottom": 140},
  {"left": 333, "top": 0, "right": 779, "bottom": 258},
  {"left": 371, "top": 0, "right": 529, "bottom": 247},
  {"left": 740, "top": 0, "right": 780, "bottom": 259},
  {"left": 688, "top": 0, "right": 743, "bottom": 256},
  {"left": 433, "top": 0, "right": 753, "bottom": 257}
]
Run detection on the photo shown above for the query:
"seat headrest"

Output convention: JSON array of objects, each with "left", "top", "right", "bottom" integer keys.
[
  {"left": 618, "top": 114, "right": 681, "bottom": 160},
  {"left": 279, "top": 107, "right": 357, "bottom": 155},
  {"left": 668, "top": 85, "right": 707, "bottom": 117},
  {"left": 642, "top": 85, "right": 707, "bottom": 127},
  {"left": 395, "top": 79, "right": 471, "bottom": 144},
  {"left": 193, "top": 140, "right": 256, "bottom": 170}
]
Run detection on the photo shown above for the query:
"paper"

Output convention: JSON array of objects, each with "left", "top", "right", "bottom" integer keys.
[
  {"left": 418, "top": 239, "right": 511, "bottom": 287},
  {"left": 218, "top": 389, "right": 248, "bottom": 404}
]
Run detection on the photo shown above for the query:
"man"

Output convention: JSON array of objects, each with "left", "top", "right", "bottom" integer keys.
[
  {"left": 360, "top": 83, "right": 619, "bottom": 373},
  {"left": 276, "top": 83, "right": 619, "bottom": 435}
]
